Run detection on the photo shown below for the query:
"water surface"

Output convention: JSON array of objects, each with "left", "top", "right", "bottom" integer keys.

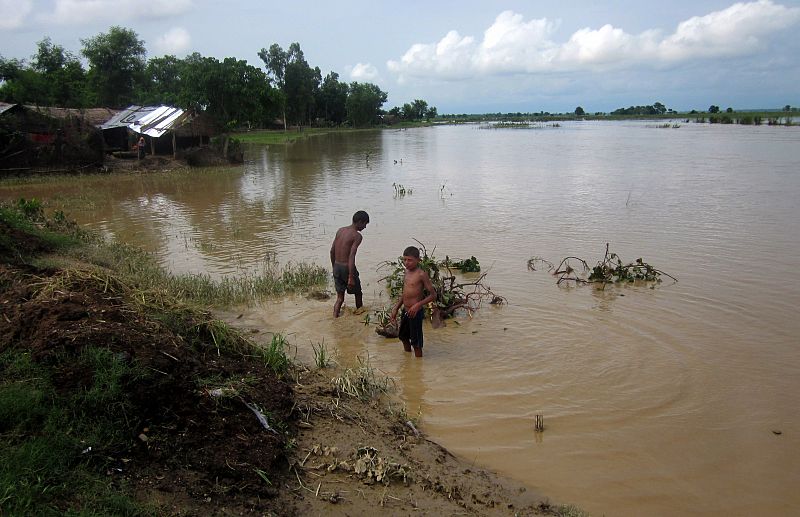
[{"left": 4, "top": 121, "right": 799, "bottom": 516}]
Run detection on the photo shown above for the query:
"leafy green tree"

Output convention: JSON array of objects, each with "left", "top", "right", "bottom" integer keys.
[
  {"left": 726, "top": 107, "right": 733, "bottom": 113},
  {"left": 283, "top": 44, "right": 321, "bottom": 125},
  {"left": 0, "top": 57, "right": 39, "bottom": 103},
  {"left": 574, "top": 106, "right": 585, "bottom": 116},
  {"left": 410, "top": 99, "right": 428, "bottom": 120},
  {"left": 318, "top": 71, "right": 349, "bottom": 125},
  {"left": 259, "top": 42, "right": 321, "bottom": 127},
  {"left": 141, "top": 55, "right": 183, "bottom": 105},
  {"left": 32, "top": 38, "right": 87, "bottom": 107},
  {"left": 708, "top": 105, "right": 720, "bottom": 114},
  {"left": 346, "top": 82, "right": 387, "bottom": 127},
  {"left": 783, "top": 104, "right": 792, "bottom": 112},
  {"left": 612, "top": 102, "right": 670, "bottom": 116},
  {"left": 426, "top": 106, "right": 437, "bottom": 119},
  {"left": 398, "top": 99, "right": 431, "bottom": 121},
  {"left": 0, "top": 56, "right": 20, "bottom": 82},
  {"left": 81, "top": 26, "right": 146, "bottom": 107},
  {"left": 179, "top": 53, "right": 278, "bottom": 129},
  {"left": 0, "top": 39, "right": 87, "bottom": 106},
  {"left": 400, "top": 102, "right": 413, "bottom": 120},
  {"left": 259, "top": 44, "right": 289, "bottom": 128}
]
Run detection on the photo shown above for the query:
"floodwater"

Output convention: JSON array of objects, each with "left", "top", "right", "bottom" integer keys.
[{"left": 3, "top": 121, "right": 799, "bottom": 516}]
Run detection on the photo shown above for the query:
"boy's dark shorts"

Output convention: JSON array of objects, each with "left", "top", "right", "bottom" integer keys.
[
  {"left": 333, "top": 263, "right": 361, "bottom": 294},
  {"left": 398, "top": 309, "right": 424, "bottom": 349}
]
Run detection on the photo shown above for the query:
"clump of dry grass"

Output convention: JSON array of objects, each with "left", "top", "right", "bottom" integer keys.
[{"left": 331, "top": 354, "right": 394, "bottom": 400}]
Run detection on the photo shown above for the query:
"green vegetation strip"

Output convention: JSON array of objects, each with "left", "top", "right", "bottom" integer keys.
[
  {"left": 0, "top": 348, "right": 153, "bottom": 516},
  {"left": 1, "top": 198, "right": 327, "bottom": 308},
  {"left": 1, "top": 200, "right": 309, "bottom": 514},
  {"left": 231, "top": 126, "right": 380, "bottom": 145}
]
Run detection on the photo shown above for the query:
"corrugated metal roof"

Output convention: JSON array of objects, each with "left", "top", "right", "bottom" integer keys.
[
  {"left": 98, "top": 105, "right": 150, "bottom": 129},
  {"left": 0, "top": 102, "right": 18, "bottom": 116},
  {"left": 98, "top": 104, "right": 189, "bottom": 138}
]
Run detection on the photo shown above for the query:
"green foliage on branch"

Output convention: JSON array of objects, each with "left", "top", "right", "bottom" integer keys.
[
  {"left": 378, "top": 244, "right": 501, "bottom": 324},
  {"left": 546, "top": 243, "right": 677, "bottom": 287},
  {"left": 346, "top": 82, "right": 388, "bottom": 127},
  {"left": 81, "top": 26, "right": 147, "bottom": 107},
  {"left": 444, "top": 256, "right": 480, "bottom": 273}
]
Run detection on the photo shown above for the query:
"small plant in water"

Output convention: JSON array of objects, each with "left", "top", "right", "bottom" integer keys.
[
  {"left": 392, "top": 182, "right": 412, "bottom": 197},
  {"left": 443, "top": 255, "right": 480, "bottom": 273},
  {"left": 372, "top": 306, "right": 392, "bottom": 327},
  {"left": 261, "top": 332, "right": 292, "bottom": 374},
  {"left": 312, "top": 339, "right": 333, "bottom": 369}
]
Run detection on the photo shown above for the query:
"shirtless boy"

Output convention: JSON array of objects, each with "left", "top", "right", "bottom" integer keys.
[
  {"left": 330, "top": 210, "right": 369, "bottom": 317},
  {"left": 390, "top": 246, "right": 436, "bottom": 357}
]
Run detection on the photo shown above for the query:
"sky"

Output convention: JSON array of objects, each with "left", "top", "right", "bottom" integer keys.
[{"left": 2, "top": 0, "right": 799, "bottom": 113}]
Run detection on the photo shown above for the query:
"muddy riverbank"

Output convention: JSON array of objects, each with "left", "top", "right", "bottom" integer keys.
[{"left": 0, "top": 201, "right": 582, "bottom": 516}]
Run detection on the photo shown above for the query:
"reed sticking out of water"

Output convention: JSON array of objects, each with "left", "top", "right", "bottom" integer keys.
[
  {"left": 392, "top": 182, "right": 412, "bottom": 197},
  {"left": 312, "top": 340, "right": 333, "bottom": 369},
  {"left": 534, "top": 414, "right": 544, "bottom": 432},
  {"left": 261, "top": 332, "right": 292, "bottom": 374}
]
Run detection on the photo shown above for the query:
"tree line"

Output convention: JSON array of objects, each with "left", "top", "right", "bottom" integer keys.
[{"left": 0, "top": 26, "right": 437, "bottom": 130}]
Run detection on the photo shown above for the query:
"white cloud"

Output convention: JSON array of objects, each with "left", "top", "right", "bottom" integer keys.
[
  {"left": 0, "top": 0, "right": 33, "bottom": 29},
  {"left": 388, "top": 1, "right": 800, "bottom": 79},
  {"left": 659, "top": 0, "right": 800, "bottom": 60},
  {"left": 154, "top": 27, "right": 191, "bottom": 56},
  {"left": 349, "top": 62, "right": 379, "bottom": 81},
  {"left": 475, "top": 11, "right": 559, "bottom": 73},
  {"left": 41, "top": 0, "right": 193, "bottom": 25}
]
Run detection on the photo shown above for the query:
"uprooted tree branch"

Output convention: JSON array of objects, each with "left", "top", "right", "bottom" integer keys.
[
  {"left": 531, "top": 243, "right": 677, "bottom": 288},
  {"left": 374, "top": 240, "right": 504, "bottom": 336}
]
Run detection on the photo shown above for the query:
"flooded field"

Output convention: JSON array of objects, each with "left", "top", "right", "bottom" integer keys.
[{"left": 3, "top": 121, "right": 799, "bottom": 516}]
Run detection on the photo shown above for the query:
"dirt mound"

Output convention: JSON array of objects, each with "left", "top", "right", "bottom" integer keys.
[
  {"left": 281, "top": 368, "right": 547, "bottom": 516},
  {"left": 184, "top": 147, "right": 232, "bottom": 167},
  {"left": 0, "top": 264, "right": 296, "bottom": 515},
  {"left": 0, "top": 221, "right": 54, "bottom": 261}
]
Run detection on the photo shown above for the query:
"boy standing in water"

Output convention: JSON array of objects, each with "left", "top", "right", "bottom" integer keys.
[
  {"left": 331, "top": 210, "right": 369, "bottom": 317},
  {"left": 390, "top": 246, "right": 436, "bottom": 357}
]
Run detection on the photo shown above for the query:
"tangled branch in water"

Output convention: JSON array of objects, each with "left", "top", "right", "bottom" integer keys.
[
  {"left": 533, "top": 243, "right": 677, "bottom": 288},
  {"left": 375, "top": 240, "right": 505, "bottom": 335}
]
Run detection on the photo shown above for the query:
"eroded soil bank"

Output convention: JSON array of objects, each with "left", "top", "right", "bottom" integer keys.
[{"left": 0, "top": 211, "right": 579, "bottom": 516}]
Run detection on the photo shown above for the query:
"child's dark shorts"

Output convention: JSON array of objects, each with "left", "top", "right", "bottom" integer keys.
[
  {"left": 333, "top": 263, "right": 361, "bottom": 294},
  {"left": 398, "top": 309, "right": 424, "bottom": 349}
]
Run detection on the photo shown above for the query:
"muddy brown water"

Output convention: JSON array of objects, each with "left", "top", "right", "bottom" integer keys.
[{"left": 3, "top": 121, "right": 799, "bottom": 516}]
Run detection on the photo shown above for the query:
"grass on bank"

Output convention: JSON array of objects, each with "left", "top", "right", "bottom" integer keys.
[
  {"left": 230, "top": 122, "right": 434, "bottom": 146},
  {"left": 1, "top": 197, "right": 327, "bottom": 308},
  {"left": 0, "top": 198, "right": 86, "bottom": 257},
  {"left": 1, "top": 201, "right": 304, "bottom": 515},
  {"left": 232, "top": 127, "right": 345, "bottom": 145},
  {"left": 0, "top": 347, "right": 154, "bottom": 516}
]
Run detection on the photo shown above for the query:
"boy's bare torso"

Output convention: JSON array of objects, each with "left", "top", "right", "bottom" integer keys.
[
  {"left": 402, "top": 267, "right": 428, "bottom": 308},
  {"left": 332, "top": 226, "right": 361, "bottom": 265}
]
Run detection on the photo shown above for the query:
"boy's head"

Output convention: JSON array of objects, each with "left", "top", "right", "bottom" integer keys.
[
  {"left": 402, "top": 246, "right": 421, "bottom": 270},
  {"left": 352, "top": 210, "right": 369, "bottom": 230}
]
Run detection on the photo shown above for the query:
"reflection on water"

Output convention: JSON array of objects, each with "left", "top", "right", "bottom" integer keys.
[{"left": 3, "top": 122, "right": 800, "bottom": 516}]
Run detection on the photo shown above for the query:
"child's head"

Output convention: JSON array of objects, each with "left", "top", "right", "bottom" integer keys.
[
  {"left": 402, "top": 246, "right": 421, "bottom": 270},
  {"left": 352, "top": 210, "right": 369, "bottom": 230}
]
